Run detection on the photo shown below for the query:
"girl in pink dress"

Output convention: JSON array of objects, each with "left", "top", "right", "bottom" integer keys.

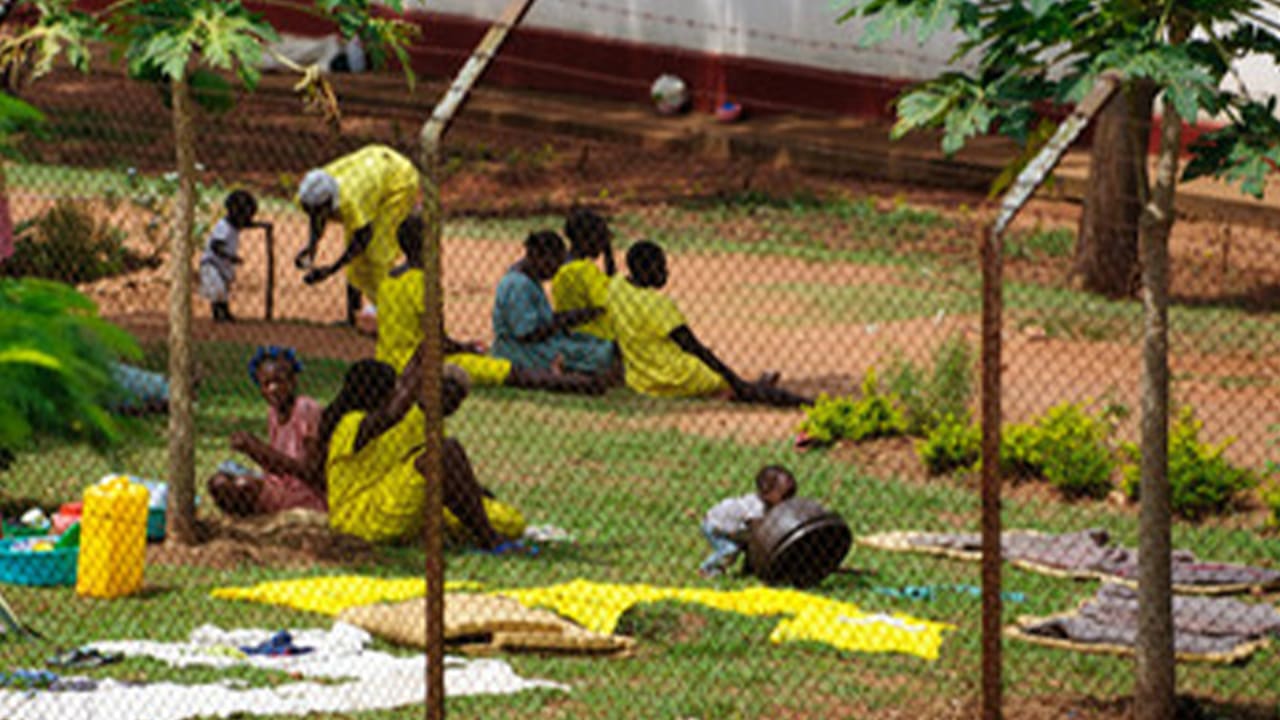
[{"left": 208, "top": 346, "right": 328, "bottom": 517}]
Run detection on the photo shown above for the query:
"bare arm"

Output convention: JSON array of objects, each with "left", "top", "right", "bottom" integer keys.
[
  {"left": 303, "top": 225, "right": 373, "bottom": 284},
  {"left": 232, "top": 433, "right": 302, "bottom": 477},
  {"left": 669, "top": 325, "right": 746, "bottom": 394},
  {"left": 516, "top": 307, "right": 603, "bottom": 343},
  {"left": 352, "top": 343, "right": 425, "bottom": 452}
]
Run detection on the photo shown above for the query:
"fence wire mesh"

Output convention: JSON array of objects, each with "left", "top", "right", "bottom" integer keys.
[{"left": 0, "top": 39, "right": 1278, "bottom": 720}]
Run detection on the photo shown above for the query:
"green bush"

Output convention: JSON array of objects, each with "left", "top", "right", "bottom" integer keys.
[
  {"left": 0, "top": 278, "right": 140, "bottom": 460},
  {"left": 917, "top": 413, "right": 980, "bottom": 475},
  {"left": 1261, "top": 481, "right": 1280, "bottom": 528},
  {"left": 1, "top": 201, "right": 148, "bottom": 284},
  {"left": 1121, "top": 408, "right": 1257, "bottom": 520},
  {"left": 995, "top": 404, "right": 1116, "bottom": 498},
  {"left": 797, "top": 368, "right": 907, "bottom": 445},
  {"left": 999, "top": 422, "right": 1043, "bottom": 480},
  {"left": 885, "top": 334, "right": 975, "bottom": 435}
]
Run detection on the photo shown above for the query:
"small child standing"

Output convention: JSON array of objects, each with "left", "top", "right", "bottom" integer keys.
[
  {"left": 699, "top": 465, "right": 797, "bottom": 577},
  {"left": 199, "top": 190, "right": 260, "bottom": 323}
]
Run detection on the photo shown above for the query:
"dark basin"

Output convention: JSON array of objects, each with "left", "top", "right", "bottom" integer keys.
[{"left": 747, "top": 498, "right": 851, "bottom": 588}]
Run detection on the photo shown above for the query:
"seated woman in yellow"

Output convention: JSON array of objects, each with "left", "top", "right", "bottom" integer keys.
[
  {"left": 550, "top": 207, "right": 615, "bottom": 341},
  {"left": 316, "top": 348, "right": 528, "bottom": 552},
  {"left": 376, "top": 216, "right": 604, "bottom": 394},
  {"left": 296, "top": 144, "right": 420, "bottom": 326},
  {"left": 609, "top": 240, "right": 811, "bottom": 407}
]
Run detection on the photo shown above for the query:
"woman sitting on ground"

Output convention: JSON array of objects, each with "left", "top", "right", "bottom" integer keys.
[
  {"left": 491, "top": 230, "right": 617, "bottom": 382},
  {"left": 314, "top": 347, "right": 524, "bottom": 552},
  {"left": 608, "top": 240, "right": 811, "bottom": 407},
  {"left": 376, "top": 215, "right": 603, "bottom": 394},
  {"left": 208, "top": 346, "right": 327, "bottom": 517}
]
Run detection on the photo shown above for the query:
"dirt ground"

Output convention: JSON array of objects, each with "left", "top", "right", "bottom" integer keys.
[{"left": 14, "top": 66, "right": 1280, "bottom": 493}]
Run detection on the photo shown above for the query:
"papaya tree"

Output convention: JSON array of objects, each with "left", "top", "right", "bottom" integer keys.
[
  {"left": 837, "top": 3, "right": 1280, "bottom": 718},
  {"left": 837, "top": 0, "right": 1280, "bottom": 297},
  {"left": 1, "top": 0, "right": 416, "bottom": 543}
]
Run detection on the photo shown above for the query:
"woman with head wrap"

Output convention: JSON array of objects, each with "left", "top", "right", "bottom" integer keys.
[{"left": 295, "top": 144, "right": 420, "bottom": 326}]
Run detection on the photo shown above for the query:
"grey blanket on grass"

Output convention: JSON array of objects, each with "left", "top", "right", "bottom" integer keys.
[
  {"left": 1020, "top": 584, "right": 1280, "bottom": 656},
  {"left": 908, "top": 529, "right": 1280, "bottom": 589}
]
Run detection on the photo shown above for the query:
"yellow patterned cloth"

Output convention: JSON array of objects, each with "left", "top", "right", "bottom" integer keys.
[
  {"left": 212, "top": 576, "right": 950, "bottom": 660},
  {"left": 210, "top": 575, "right": 481, "bottom": 617}
]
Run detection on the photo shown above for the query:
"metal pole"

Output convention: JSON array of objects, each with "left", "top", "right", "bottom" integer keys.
[
  {"left": 416, "top": 1, "right": 537, "bottom": 717},
  {"left": 264, "top": 224, "right": 275, "bottom": 321},
  {"left": 982, "top": 71, "right": 1122, "bottom": 720}
]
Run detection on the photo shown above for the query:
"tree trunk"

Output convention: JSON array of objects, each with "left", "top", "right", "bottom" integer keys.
[
  {"left": 1135, "top": 94, "right": 1181, "bottom": 720},
  {"left": 165, "top": 72, "right": 198, "bottom": 545},
  {"left": 1075, "top": 82, "right": 1155, "bottom": 298}
]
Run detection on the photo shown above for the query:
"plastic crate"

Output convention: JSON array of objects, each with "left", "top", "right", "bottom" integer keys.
[
  {"left": 146, "top": 507, "right": 165, "bottom": 542},
  {"left": 0, "top": 537, "right": 78, "bottom": 587}
]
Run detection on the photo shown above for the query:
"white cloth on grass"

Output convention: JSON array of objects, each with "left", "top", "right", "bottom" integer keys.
[{"left": 0, "top": 622, "right": 568, "bottom": 720}]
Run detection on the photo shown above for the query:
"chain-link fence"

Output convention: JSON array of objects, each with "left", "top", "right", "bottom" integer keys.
[{"left": 0, "top": 12, "right": 1279, "bottom": 720}]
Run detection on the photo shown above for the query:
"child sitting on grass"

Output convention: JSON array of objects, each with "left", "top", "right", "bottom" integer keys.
[
  {"left": 208, "top": 346, "right": 327, "bottom": 517},
  {"left": 609, "top": 240, "right": 811, "bottom": 406},
  {"left": 551, "top": 207, "right": 616, "bottom": 341},
  {"left": 376, "top": 216, "right": 604, "bottom": 394},
  {"left": 699, "top": 465, "right": 797, "bottom": 578},
  {"left": 198, "top": 189, "right": 265, "bottom": 323}
]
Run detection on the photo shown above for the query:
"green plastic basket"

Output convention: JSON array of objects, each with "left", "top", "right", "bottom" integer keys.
[{"left": 0, "top": 537, "right": 78, "bottom": 586}]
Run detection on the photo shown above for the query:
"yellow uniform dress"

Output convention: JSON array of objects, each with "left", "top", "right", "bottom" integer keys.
[
  {"left": 550, "top": 259, "right": 614, "bottom": 340},
  {"left": 375, "top": 268, "right": 513, "bottom": 386},
  {"left": 325, "top": 407, "right": 525, "bottom": 543},
  {"left": 607, "top": 275, "right": 728, "bottom": 397},
  {"left": 324, "top": 145, "right": 420, "bottom": 302}
]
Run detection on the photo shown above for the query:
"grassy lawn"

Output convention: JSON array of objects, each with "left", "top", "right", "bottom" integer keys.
[{"left": 0, "top": 338, "right": 1277, "bottom": 718}]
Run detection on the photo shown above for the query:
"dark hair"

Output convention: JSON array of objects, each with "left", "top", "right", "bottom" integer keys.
[
  {"left": 248, "top": 345, "right": 302, "bottom": 385},
  {"left": 225, "top": 189, "right": 257, "bottom": 218},
  {"left": 397, "top": 214, "right": 425, "bottom": 260},
  {"left": 626, "top": 240, "right": 664, "bottom": 277},
  {"left": 524, "top": 230, "right": 565, "bottom": 257},
  {"left": 756, "top": 465, "right": 796, "bottom": 496},
  {"left": 563, "top": 207, "right": 609, "bottom": 253},
  {"left": 317, "top": 359, "right": 398, "bottom": 458}
]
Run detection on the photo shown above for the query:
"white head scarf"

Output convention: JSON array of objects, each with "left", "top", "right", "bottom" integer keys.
[{"left": 297, "top": 169, "right": 339, "bottom": 211}]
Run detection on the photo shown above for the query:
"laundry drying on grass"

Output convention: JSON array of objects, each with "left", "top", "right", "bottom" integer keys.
[
  {"left": 858, "top": 528, "right": 1280, "bottom": 595},
  {"left": 1007, "top": 583, "right": 1280, "bottom": 664}
]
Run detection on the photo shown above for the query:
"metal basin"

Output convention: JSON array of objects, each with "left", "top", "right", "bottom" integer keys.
[{"left": 747, "top": 498, "right": 851, "bottom": 588}]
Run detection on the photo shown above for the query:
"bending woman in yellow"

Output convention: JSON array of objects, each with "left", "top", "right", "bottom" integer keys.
[
  {"left": 315, "top": 347, "right": 526, "bottom": 552},
  {"left": 295, "top": 144, "right": 420, "bottom": 326}
]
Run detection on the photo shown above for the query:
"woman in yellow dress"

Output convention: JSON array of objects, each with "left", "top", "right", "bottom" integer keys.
[{"left": 315, "top": 346, "right": 527, "bottom": 552}]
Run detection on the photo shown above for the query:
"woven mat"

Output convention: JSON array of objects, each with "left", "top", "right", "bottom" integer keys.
[{"left": 339, "top": 593, "right": 634, "bottom": 655}]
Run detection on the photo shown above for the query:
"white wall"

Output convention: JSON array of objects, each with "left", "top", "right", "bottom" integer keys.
[
  {"left": 403, "top": 0, "right": 971, "bottom": 81},
  {"left": 404, "top": 0, "right": 1280, "bottom": 111}
]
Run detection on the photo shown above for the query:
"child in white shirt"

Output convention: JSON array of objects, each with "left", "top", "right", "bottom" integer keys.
[
  {"left": 199, "top": 190, "right": 260, "bottom": 322},
  {"left": 699, "top": 465, "right": 797, "bottom": 577}
]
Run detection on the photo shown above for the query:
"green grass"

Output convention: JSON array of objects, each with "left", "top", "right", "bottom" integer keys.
[{"left": 0, "top": 339, "right": 1277, "bottom": 718}]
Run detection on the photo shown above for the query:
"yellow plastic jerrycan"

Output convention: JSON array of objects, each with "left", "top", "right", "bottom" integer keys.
[{"left": 76, "top": 475, "right": 149, "bottom": 598}]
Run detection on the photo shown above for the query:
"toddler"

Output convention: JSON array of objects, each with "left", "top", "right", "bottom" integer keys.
[
  {"left": 198, "top": 190, "right": 260, "bottom": 323},
  {"left": 699, "top": 465, "right": 797, "bottom": 577}
]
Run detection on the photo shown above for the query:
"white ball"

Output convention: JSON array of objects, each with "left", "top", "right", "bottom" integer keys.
[{"left": 651, "top": 74, "right": 689, "bottom": 115}]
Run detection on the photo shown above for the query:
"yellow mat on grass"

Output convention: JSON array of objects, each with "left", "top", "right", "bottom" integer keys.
[
  {"left": 213, "top": 576, "right": 952, "bottom": 661},
  {"left": 209, "top": 575, "right": 483, "bottom": 617}
]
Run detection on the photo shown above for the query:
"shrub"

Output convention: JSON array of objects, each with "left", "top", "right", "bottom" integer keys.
[
  {"left": 1260, "top": 481, "right": 1280, "bottom": 528},
  {"left": 1121, "top": 408, "right": 1257, "bottom": 520},
  {"left": 1, "top": 201, "right": 147, "bottom": 284},
  {"left": 917, "top": 414, "right": 980, "bottom": 475},
  {"left": 0, "top": 278, "right": 140, "bottom": 458},
  {"left": 797, "top": 368, "right": 907, "bottom": 445},
  {"left": 885, "top": 333, "right": 975, "bottom": 435},
  {"left": 995, "top": 404, "right": 1116, "bottom": 497},
  {"left": 999, "top": 422, "right": 1043, "bottom": 480}
]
